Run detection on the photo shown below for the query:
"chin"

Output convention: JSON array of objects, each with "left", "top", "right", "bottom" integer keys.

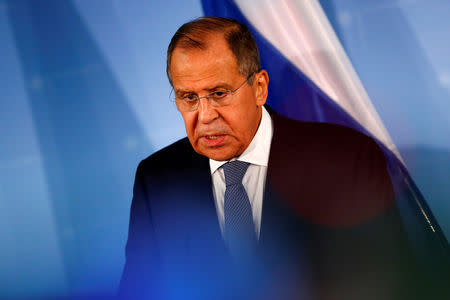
[
  {"left": 202, "top": 151, "right": 233, "bottom": 162},
  {"left": 197, "top": 147, "right": 237, "bottom": 161}
]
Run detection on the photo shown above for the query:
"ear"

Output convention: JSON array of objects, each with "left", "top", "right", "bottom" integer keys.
[{"left": 254, "top": 70, "right": 269, "bottom": 106}]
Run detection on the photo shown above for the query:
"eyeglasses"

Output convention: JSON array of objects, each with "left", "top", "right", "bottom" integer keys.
[{"left": 171, "top": 74, "right": 254, "bottom": 112}]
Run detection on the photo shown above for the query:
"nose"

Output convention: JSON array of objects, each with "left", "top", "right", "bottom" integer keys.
[{"left": 198, "top": 98, "right": 219, "bottom": 124}]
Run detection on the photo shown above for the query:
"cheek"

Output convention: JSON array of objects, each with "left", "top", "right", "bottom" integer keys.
[
  {"left": 231, "top": 115, "right": 254, "bottom": 142},
  {"left": 236, "top": 107, "right": 260, "bottom": 143},
  {"left": 181, "top": 113, "right": 196, "bottom": 136}
]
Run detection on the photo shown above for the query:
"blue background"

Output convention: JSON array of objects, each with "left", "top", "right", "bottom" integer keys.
[{"left": 0, "top": 0, "right": 448, "bottom": 298}]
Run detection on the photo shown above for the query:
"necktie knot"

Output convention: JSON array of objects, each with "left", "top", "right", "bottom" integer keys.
[{"left": 223, "top": 161, "right": 250, "bottom": 186}]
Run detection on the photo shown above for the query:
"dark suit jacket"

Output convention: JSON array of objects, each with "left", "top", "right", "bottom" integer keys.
[{"left": 119, "top": 111, "right": 424, "bottom": 300}]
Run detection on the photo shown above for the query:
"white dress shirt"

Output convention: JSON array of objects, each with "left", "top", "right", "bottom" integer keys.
[{"left": 209, "top": 106, "right": 273, "bottom": 239}]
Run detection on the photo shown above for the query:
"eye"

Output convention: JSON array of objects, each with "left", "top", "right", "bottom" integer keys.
[
  {"left": 182, "top": 94, "right": 198, "bottom": 102},
  {"left": 211, "top": 90, "right": 228, "bottom": 99}
]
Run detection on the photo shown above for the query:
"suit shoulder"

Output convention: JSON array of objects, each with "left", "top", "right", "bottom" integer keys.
[
  {"left": 139, "top": 137, "right": 191, "bottom": 170},
  {"left": 137, "top": 137, "right": 207, "bottom": 175},
  {"left": 273, "top": 114, "right": 381, "bottom": 151},
  {"left": 142, "top": 137, "right": 192, "bottom": 162},
  {"left": 270, "top": 114, "right": 387, "bottom": 173}
]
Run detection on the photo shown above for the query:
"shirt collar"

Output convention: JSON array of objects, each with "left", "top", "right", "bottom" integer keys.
[{"left": 209, "top": 106, "right": 273, "bottom": 174}]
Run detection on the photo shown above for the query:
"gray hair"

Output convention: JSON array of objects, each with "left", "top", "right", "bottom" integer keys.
[{"left": 166, "top": 17, "right": 261, "bottom": 86}]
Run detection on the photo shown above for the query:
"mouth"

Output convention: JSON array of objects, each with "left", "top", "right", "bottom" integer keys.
[{"left": 200, "top": 134, "right": 227, "bottom": 147}]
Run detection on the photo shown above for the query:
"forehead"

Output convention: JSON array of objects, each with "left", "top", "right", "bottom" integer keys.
[{"left": 170, "top": 36, "right": 241, "bottom": 90}]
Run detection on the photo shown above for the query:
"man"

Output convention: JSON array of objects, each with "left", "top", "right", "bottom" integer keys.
[{"left": 119, "top": 17, "right": 422, "bottom": 299}]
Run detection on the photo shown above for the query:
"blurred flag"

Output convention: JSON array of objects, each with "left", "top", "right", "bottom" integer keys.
[{"left": 202, "top": 0, "right": 449, "bottom": 279}]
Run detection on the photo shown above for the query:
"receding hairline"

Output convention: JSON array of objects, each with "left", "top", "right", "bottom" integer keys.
[
  {"left": 168, "top": 28, "right": 240, "bottom": 82},
  {"left": 169, "top": 34, "right": 242, "bottom": 88},
  {"left": 171, "top": 18, "right": 241, "bottom": 50},
  {"left": 173, "top": 31, "right": 230, "bottom": 54},
  {"left": 166, "top": 17, "right": 261, "bottom": 86}
]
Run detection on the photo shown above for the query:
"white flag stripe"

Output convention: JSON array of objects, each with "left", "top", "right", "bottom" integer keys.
[{"left": 234, "top": 0, "right": 402, "bottom": 161}]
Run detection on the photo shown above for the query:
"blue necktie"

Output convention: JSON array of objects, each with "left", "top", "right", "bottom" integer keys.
[{"left": 223, "top": 161, "right": 257, "bottom": 257}]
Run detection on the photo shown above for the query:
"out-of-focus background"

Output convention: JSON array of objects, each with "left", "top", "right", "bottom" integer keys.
[{"left": 0, "top": 0, "right": 449, "bottom": 298}]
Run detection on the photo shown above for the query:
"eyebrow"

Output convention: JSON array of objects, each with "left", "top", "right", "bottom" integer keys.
[{"left": 174, "top": 82, "right": 234, "bottom": 95}]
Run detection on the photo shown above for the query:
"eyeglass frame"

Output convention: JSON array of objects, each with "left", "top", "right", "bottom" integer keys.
[{"left": 170, "top": 73, "right": 256, "bottom": 112}]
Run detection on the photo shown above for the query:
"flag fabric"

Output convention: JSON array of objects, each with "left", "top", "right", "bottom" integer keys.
[{"left": 202, "top": 0, "right": 449, "bottom": 277}]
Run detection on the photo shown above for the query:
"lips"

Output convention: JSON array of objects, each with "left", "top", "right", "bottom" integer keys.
[{"left": 200, "top": 134, "right": 227, "bottom": 147}]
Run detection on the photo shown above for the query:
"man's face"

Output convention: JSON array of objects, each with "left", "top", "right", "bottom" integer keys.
[{"left": 169, "top": 35, "right": 268, "bottom": 161}]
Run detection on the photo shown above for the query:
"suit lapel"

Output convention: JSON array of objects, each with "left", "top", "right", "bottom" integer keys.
[
  {"left": 181, "top": 153, "right": 229, "bottom": 259},
  {"left": 260, "top": 112, "right": 301, "bottom": 251}
]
